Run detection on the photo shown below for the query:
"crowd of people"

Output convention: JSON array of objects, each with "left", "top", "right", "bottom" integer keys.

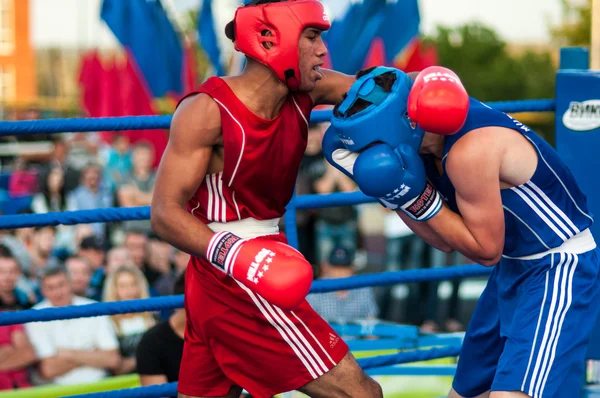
[{"left": 0, "top": 111, "right": 469, "bottom": 393}]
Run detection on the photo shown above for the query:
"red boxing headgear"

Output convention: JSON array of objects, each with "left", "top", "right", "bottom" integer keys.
[{"left": 231, "top": 0, "right": 331, "bottom": 91}]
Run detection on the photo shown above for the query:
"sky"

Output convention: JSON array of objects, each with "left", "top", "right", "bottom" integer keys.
[{"left": 30, "top": 0, "right": 569, "bottom": 49}]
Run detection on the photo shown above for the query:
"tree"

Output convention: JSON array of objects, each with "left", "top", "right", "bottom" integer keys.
[
  {"left": 424, "top": 23, "right": 555, "bottom": 102},
  {"left": 551, "top": 0, "right": 592, "bottom": 46},
  {"left": 423, "top": 22, "right": 557, "bottom": 142}
]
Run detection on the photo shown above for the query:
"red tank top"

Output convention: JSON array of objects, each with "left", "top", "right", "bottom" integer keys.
[{"left": 184, "top": 77, "right": 313, "bottom": 225}]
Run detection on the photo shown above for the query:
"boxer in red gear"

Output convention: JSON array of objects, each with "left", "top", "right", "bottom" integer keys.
[{"left": 150, "top": 1, "right": 383, "bottom": 397}]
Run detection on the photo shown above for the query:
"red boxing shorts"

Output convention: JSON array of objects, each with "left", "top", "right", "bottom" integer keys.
[{"left": 178, "top": 233, "right": 348, "bottom": 398}]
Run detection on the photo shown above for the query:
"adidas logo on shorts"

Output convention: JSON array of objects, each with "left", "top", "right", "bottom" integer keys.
[{"left": 329, "top": 332, "right": 339, "bottom": 348}]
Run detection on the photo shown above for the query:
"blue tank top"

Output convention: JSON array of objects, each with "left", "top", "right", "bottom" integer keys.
[{"left": 424, "top": 97, "right": 594, "bottom": 258}]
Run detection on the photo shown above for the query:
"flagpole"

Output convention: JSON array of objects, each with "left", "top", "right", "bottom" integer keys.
[{"left": 592, "top": 0, "right": 600, "bottom": 70}]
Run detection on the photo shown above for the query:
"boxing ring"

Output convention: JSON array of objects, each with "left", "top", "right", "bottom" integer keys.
[{"left": 0, "top": 51, "right": 599, "bottom": 397}]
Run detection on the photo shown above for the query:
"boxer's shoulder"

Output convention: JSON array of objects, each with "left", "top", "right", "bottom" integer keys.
[
  {"left": 171, "top": 93, "right": 222, "bottom": 147},
  {"left": 445, "top": 127, "right": 504, "bottom": 184}
]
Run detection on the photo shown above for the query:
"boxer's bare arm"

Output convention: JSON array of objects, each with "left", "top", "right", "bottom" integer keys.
[
  {"left": 310, "top": 69, "right": 355, "bottom": 106},
  {"left": 426, "top": 130, "right": 506, "bottom": 266},
  {"left": 151, "top": 94, "right": 221, "bottom": 258},
  {"left": 394, "top": 210, "right": 454, "bottom": 253}
]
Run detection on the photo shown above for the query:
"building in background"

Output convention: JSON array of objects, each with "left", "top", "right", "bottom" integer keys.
[{"left": 0, "top": 0, "right": 36, "bottom": 104}]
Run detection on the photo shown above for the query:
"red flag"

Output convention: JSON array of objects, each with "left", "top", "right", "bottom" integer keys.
[
  {"left": 78, "top": 51, "right": 105, "bottom": 117},
  {"left": 362, "top": 37, "right": 387, "bottom": 69},
  {"left": 97, "top": 58, "right": 124, "bottom": 143},
  {"left": 394, "top": 38, "right": 439, "bottom": 73},
  {"left": 182, "top": 41, "right": 198, "bottom": 94},
  {"left": 120, "top": 52, "right": 168, "bottom": 167}
]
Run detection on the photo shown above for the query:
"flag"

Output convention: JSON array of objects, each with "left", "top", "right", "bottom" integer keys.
[
  {"left": 323, "top": 0, "right": 387, "bottom": 74},
  {"left": 377, "top": 0, "right": 421, "bottom": 65},
  {"left": 396, "top": 38, "right": 438, "bottom": 72},
  {"left": 101, "top": 0, "right": 184, "bottom": 98},
  {"left": 182, "top": 41, "right": 198, "bottom": 93},
  {"left": 198, "top": 0, "right": 226, "bottom": 76},
  {"left": 78, "top": 51, "right": 105, "bottom": 117},
  {"left": 98, "top": 57, "right": 124, "bottom": 143},
  {"left": 120, "top": 53, "right": 168, "bottom": 167}
]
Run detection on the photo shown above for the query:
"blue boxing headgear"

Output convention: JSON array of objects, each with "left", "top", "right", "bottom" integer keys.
[{"left": 330, "top": 67, "right": 424, "bottom": 153}]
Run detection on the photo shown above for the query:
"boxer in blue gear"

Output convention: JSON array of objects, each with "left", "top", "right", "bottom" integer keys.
[{"left": 324, "top": 67, "right": 600, "bottom": 398}]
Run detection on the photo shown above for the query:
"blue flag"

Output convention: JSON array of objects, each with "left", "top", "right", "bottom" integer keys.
[
  {"left": 198, "top": 0, "right": 226, "bottom": 76},
  {"left": 101, "top": 0, "right": 183, "bottom": 97},
  {"left": 378, "top": 0, "right": 421, "bottom": 63},
  {"left": 324, "top": 0, "right": 387, "bottom": 74},
  {"left": 324, "top": 0, "right": 420, "bottom": 73}
]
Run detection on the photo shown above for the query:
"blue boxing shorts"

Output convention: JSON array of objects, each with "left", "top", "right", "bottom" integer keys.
[{"left": 453, "top": 245, "right": 600, "bottom": 397}]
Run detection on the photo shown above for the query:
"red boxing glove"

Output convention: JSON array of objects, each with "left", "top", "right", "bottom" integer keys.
[
  {"left": 407, "top": 66, "right": 469, "bottom": 136},
  {"left": 207, "top": 232, "right": 313, "bottom": 310}
]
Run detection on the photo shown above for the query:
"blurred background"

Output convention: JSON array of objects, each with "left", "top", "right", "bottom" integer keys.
[{"left": 0, "top": 0, "right": 595, "bottom": 397}]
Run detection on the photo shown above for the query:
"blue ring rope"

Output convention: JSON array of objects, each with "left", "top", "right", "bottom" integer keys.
[
  {"left": 0, "top": 99, "right": 554, "bottom": 136},
  {"left": 0, "top": 264, "right": 490, "bottom": 326},
  {"left": 65, "top": 345, "right": 462, "bottom": 398},
  {"left": 0, "top": 193, "right": 376, "bottom": 229}
]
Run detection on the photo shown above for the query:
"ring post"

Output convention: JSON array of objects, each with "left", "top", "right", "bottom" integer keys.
[{"left": 555, "top": 48, "right": 600, "bottom": 366}]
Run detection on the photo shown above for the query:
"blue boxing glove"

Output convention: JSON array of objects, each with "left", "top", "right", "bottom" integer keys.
[
  {"left": 322, "top": 125, "right": 359, "bottom": 181},
  {"left": 323, "top": 126, "right": 442, "bottom": 221},
  {"left": 353, "top": 143, "right": 443, "bottom": 221}
]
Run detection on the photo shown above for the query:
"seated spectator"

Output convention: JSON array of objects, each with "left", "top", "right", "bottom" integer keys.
[
  {"left": 78, "top": 235, "right": 107, "bottom": 301},
  {"left": 118, "top": 142, "right": 156, "bottom": 233},
  {"left": 0, "top": 245, "right": 36, "bottom": 310},
  {"left": 307, "top": 245, "right": 379, "bottom": 323},
  {"left": 103, "top": 265, "right": 155, "bottom": 375},
  {"left": 31, "top": 167, "right": 67, "bottom": 214},
  {"left": 66, "top": 163, "right": 113, "bottom": 237},
  {"left": 24, "top": 266, "right": 120, "bottom": 385},
  {"left": 64, "top": 257, "right": 92, "bottom": 299},
  {"left": 154, "top": 248, "right": 189, "bottom": 296},
  {"left": 105, "top": 247, "right": 133, "bottom": 274},
  {"left": 123, "top": 230, "right": 159, "bottom": 285},
  {"left": 145, "top": 233, "right": 173, "bottom": 293},
  {"left": 8, "top": 158, "right": 38, "bottom": 198},
  {"left": 103, "top": 134, "right": 132, "bottom": 192},
  {"left": 136, "top": 272, "right": 185, "bottom": 394},
  {"left": 31, "top": 167, "right": 73, "bottom": 251},
  {"left": 36, "top": 139, "right": 80, "bottom": 196},
  {"left": 28, "top": 226, "right": 57, "bottom": 273},
  {"left": 0, "top": 322, "right": 37, "bottom": 390}
]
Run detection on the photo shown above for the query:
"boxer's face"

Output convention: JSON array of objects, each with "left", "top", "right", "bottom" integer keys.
[{"left": 297, "top": 28, "right": 327, "bottom": 92}]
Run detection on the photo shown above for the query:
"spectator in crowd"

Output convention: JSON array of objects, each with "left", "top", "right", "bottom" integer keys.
[
  {"left": 25, "top": 266, "right": 120, "bottom": 386},
  {"left": 31, "top": 167, "right": 73, "bottom": 250},
  {"left": 154, "top": 248, "right": 189, "bottom": 296},
  {"left": 103, "top": 134, "right": 132, "bottom": 192},
  {"left": 123, "top": 230, "right": 147, "bottom": 272},
  {"left": 64, "top": 132, "right": 100, "bottom": 173},
  {"left": 37, "top": 139, "right": 80, "bottom": 195},
  {"left": 0, "top": 245, "right": 37, "bottom": 390},
  {"left": 8, "top": 158, "right": 38, "bottom": 198},
  {"left": 78, "top": 236, "right": 107, "bottom": 301},
  {"left": 379, "top": 209, "right": 423, "bottom": 322},
  {"left": 0, "top": 322, "right": 37, "bottom": 390},
  {"left": 64, "top": 257, "right": 92, "bottom": 299},
  {"left": 0, "top": 245, "right": 36, "bottom": 310},
  {"left": 105, "top": 247, "right": 133, "bottom": 274},
  {"left": 118, "top": 142, "right": 156, "bottom": 233},
  {"left": 136, "top": 272, "right": 185, "bottom": 393},
  {"left": 294, "top": 123, "right": 327, "bottom": 264},
  {"left": 313, "top": 154, "right": 358, "bottom": 265},
  {"left": 103, "top": 265, "right": 155, "bottom": 375},
  {"left": 31, "top": 167, "right": 67, "bottom": 214},
  {"left": 66, "top": 163, "right": 113, "bottom": 237},
  {"left": 307, "top": 245, "right": 379, "bottom": 323},
  {"left": 145, "top": 233, "right": 172, "bottom": 290},
  {"left": 28, "top": 226, "right": 56, "bottom": 273}
]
